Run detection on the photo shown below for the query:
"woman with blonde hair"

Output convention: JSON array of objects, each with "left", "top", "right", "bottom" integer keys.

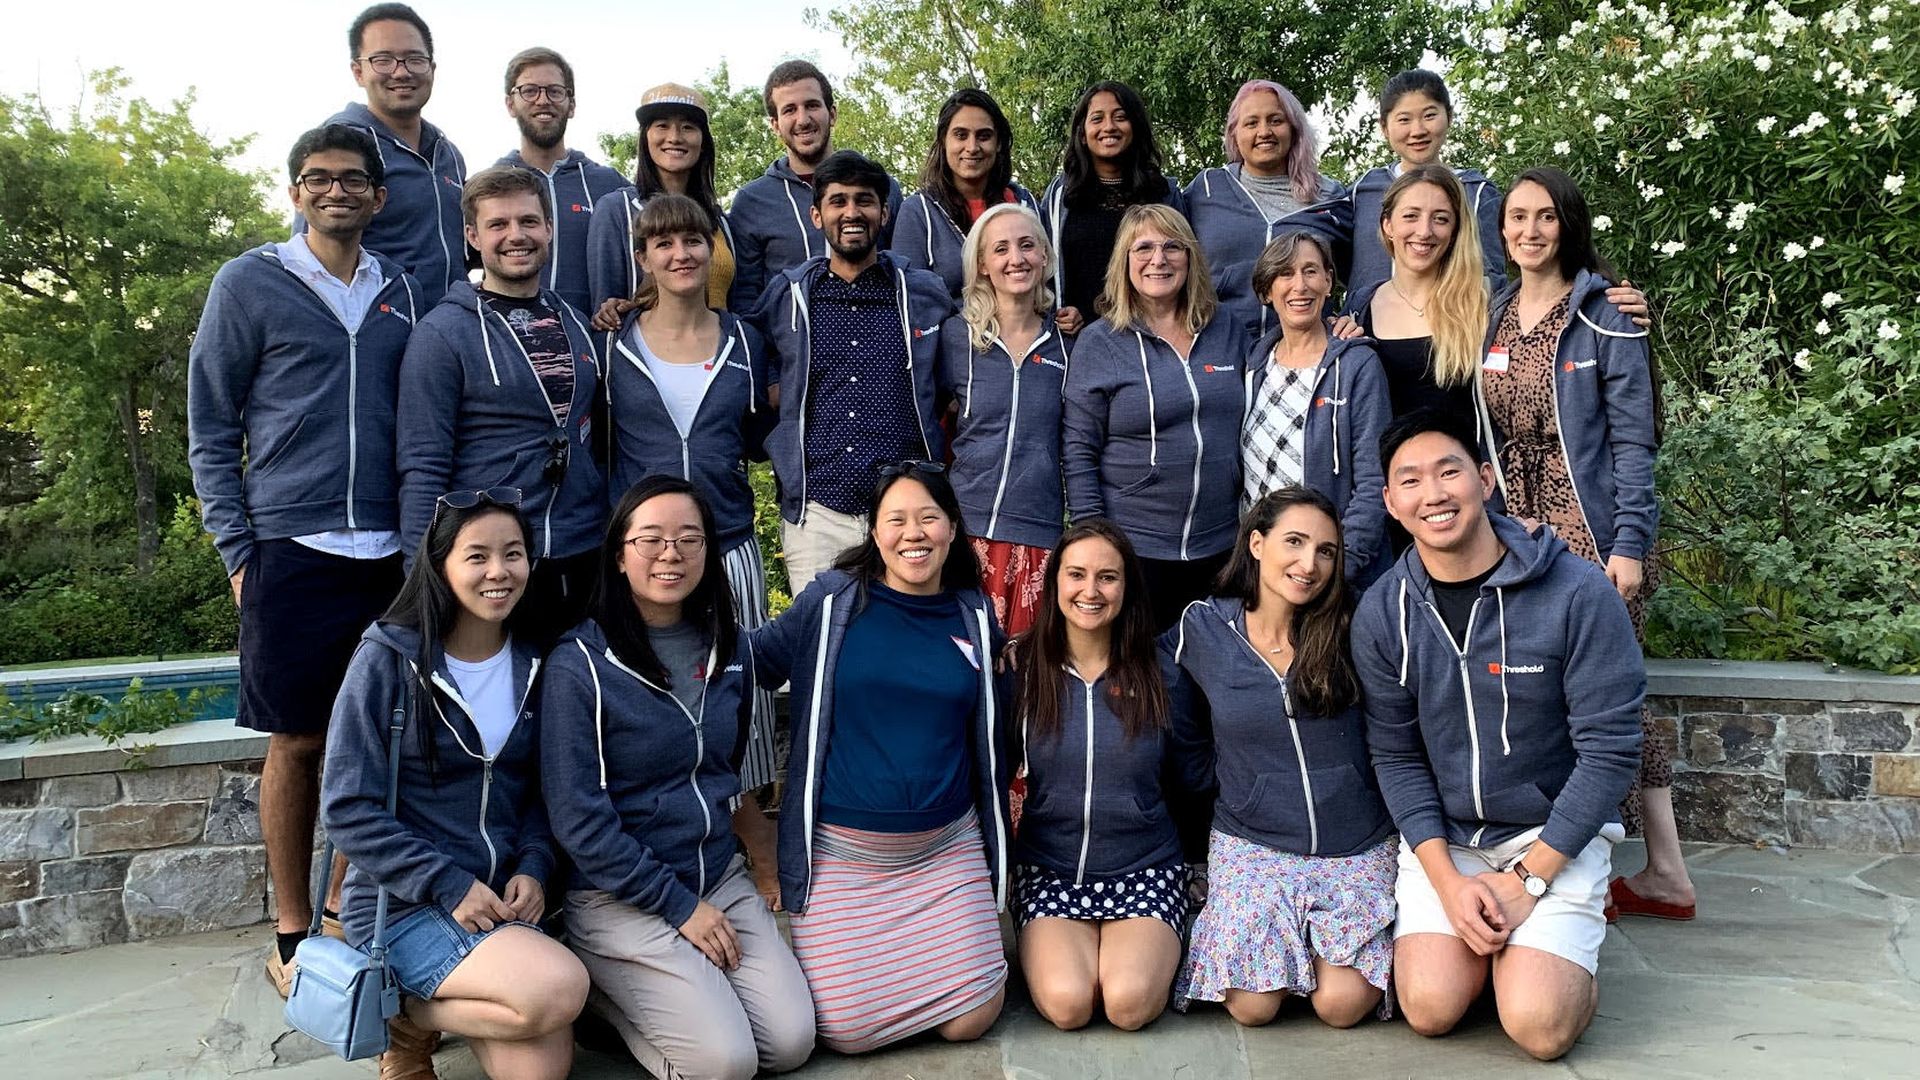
[
  {"left": 1062, "top": 203, "right": 1252, "bottom": 629},
  {"left": 937, "top": 203, "right": 1068, "bottom": 635}
]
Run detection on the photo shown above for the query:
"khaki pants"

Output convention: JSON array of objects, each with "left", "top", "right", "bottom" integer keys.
[
  {"left": 779, "top": 502, "right": 869, "bottom": 594},
  {"left": 566, "top": 857, "right": 815, "bottom": 1079}
]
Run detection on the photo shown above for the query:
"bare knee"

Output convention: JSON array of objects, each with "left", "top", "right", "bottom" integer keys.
[
  {"left": 508, "top": 956, "right": 589, "bottom": 1037},
  {"left": 1397, "top": 982, "right": 1470, "bottom": 1038},
  {"left": 1500, "top": 998, "right": 1587, "bottom": 1061},
  {"left": 937, "top": 987, "right": 1004, "bottom": 1042},
  {"left": 266, "top": 732, "right": 326, "bottom": 767},
  {"left": 1028, "top": 972, "right": 1095, "bottom": 1031},
  {"left": 1222, "top": 990, "right": 1284, "bottom": 1028},
  {"left": 1310, "top": 983, "right": 1380, "bottom": 1029},
  {"left": 1101, "top": 975, "right": 1169, "bottom": 1031}
]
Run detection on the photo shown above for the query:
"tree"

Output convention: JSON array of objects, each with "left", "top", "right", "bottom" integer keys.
[
  {"left": 597, "top": 60, "right": 784, "bottom": 204},
  {"left": 0, "top": 72, "right": 276, "bottom": 570}
]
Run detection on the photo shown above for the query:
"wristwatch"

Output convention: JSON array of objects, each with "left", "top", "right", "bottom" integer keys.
[{"left": 1513, "top": 859, "right": 1549, "bottom": 898}]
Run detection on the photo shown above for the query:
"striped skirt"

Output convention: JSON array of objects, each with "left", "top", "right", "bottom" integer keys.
[
  {"left": 721, "top": 537, "right": 778, "bottom": 791},
  {"left": 788, "top": 811, "right": 1008, "bottom": 1053}
]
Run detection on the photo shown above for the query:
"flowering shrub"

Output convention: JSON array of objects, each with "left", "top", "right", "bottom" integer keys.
[{"left": 1451, "top": 1, "right": 1920, "bottom": 670}]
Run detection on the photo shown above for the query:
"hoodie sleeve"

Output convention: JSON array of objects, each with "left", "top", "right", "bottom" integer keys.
[
  {"left": 1471, "top": 178, "right": 1508, "bottom": 295},
  {"left": 1277, "top": 190, "right": 1355, "bottom": 286},
  {"left": 395, "top": 318, "right": 466, "bottom": 563},
  {"left": 730, "top": 188, "right": 771, "bottom": 319},
  {"left": 748, "top": 273, "right": 791, "bottom": 384},
  {"left": 1159, "top": 651, "right": 1218, "bottom": 863},
  {"left": 509, "top": 757, "right": 558, "bottom": 887},
  {"left": 889, "top": 193, "right": 934, "bottom": 276},
  {"left": 1352, "top": 582, "right": 1450, "bottom": 848},
  {"left": 746, "top": 573, "right": 833, "bottom": 689},
  {"left": 1593, "top": 307, "right": 1658, "bottom": 560},
  {"left": 321, "top": 644, "right": 475, "bottom": 912},
  {"left": 736, "top": 318, "right": 776, "bottom": 460},
  {"left": 880, "top": 177, "right": 905, "bottom": 250},
  {"left": 585, "top": 188, "right": 636, "bottom": 314},
  {"left": 186, "top": 270, "right": 262, "bottom": 576},
  {"left": 1539, "top": 570, "right": 1645, "bottom": 858},
  {"left": 539, "top": 643, "right": 703, "bottom": 926},
  {"left": 1341, "top": 347, "right": 1393, "bottom": 581},
  {"left": 1060, "top": 333, "right": 1112, "bottom": 521}
]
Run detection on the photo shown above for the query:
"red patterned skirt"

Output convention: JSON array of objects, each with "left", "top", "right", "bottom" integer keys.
[{"left": 968, "top": 537, "right": 1050, "bottom": 638}]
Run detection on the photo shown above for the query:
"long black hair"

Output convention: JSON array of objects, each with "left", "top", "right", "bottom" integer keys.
[
  {"left": 1212, "top": 486, "right": 1359, "bottom": 716},
  {"left": 918, "top": 88, "right": 1016, "bottom": 233},
  {"left": 590, "top": 476, "right": 738, "bottom": 687},
  {"left": 1017, "top": 519, "right": 1168, "bottom": 742},
  {"left": 1060, "top": 80, "right": 1169, "bottom": 208},
  {"left": 381, "top": 498, "right": 534, "bottom": 772},
  {"left": 831, "top": 463, "right": 983, "bottom": 612},
  {"left": 635, "top": 104, "right": 723, "bottom": 229}
]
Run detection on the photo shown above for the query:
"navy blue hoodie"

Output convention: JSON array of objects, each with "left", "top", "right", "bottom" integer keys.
[
  {"left": 494, "top": 149, "right": 630, "bottom": 315},
  {"left": 1015, "top": 655, "right": 1213, "bottom": 881},
  {"left": 321, "top": 622, "right": 551, "bottom": 946},
  {"left": 602, "top": 311, "right": 771, "bottom": 552},
  {"left": 1475, "top": 269, "right": 1659, "bottom": 561},
  {"left": 1241, "top": 330, "right": 1393, "bottom": 585},
  {"left": 728, "top": 156, "right": 904, "bottom": 314},
  {"left": 1279, "top": 164, "right": 1505, "bottom": 314},
  {"left": 749, "top": 571, "right": 1012, "bottom": 914},
  {"left": 314, "top": 102, "right": 469, "bottom": 302},
  {"left": 1185, "top": 166, "right": 1347, "bottom": 339},
  {"left": 937, "top": 316, "right": 1069, "bottom": 550},
  {"left": 396, "top": 281, "right": 606, "bottom": 562},
  {"left": 583, "top": 189, "right": 743, "bottom": 315},
  {"left": 752, "top": 254, "right": 955, "bottom": 525},
  {"left": 540, "top": 619, "right": 752, "bottom": 928},
  {"left": 1168, "top": 597, "right": 1395, "bottom": 857},
  {"left": 1352, "top": 513, "right": 1644, "bottom": 856},
  {"left": 887, "top": 185, "right": 1040, "bottom": 299},
  {"left": 1061, "top": 316, "right": 1253, "bottom": 560},
  {"left": 188, "top": 244, "right": 421, "bottom": 575}
]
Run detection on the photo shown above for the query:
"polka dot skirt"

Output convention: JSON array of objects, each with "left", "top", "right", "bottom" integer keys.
[{"left": 1014, "top": 861, "right": 1189, "bottom": 931}]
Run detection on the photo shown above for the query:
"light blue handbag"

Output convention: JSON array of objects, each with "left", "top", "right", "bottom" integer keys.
[{"left": 284, "top": 708, "right": 406, "bottom": 1059}]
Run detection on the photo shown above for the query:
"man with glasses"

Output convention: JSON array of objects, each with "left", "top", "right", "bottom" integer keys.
[
  {"left": 398, "top": 166, "right": 606, "bottom": 646},
  {"left": 754, "top": 151, "right": 952, "bottom": 590},
  {"left": 188, "top": 124, "right": 421, "bottom": 998},
  {"left": 311, "top": 3, "right": 469, "bottom": 302},
  {"left": 495, "top": 47, "right": 627, "bottom": 314}
]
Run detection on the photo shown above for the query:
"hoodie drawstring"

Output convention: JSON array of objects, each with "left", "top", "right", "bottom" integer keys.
[
  {"left": 923, "top": 194, "right": 936, "bottom": 266},
  {"left": 476, "top": 300, "right": 501, "bottom": 386},
  {"left": 1497, "top": 587, "right": 1512, "bottom": 756},
  {"left": 1134, "top": 333, "right": 1160, "bottom": 467},
  {"left": 1331, "top": 354, "right": 1344, "bottom": 477},
  {"left": 1396, "top": 579, "right": 1411, "bottom": 687},
  {"left": 782, "top": 181, "right": 813, "bottom": 260},
  {"left": 738, "top": 323, "right": 758, "bottom": 415},
  {"left": 577, "top": 640, "right": 608, "bottom": 789}
]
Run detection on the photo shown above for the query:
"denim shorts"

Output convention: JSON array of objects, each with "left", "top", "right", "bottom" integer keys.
[{"left": 375, "top": 905, "right": 537, "bottom": 1000}]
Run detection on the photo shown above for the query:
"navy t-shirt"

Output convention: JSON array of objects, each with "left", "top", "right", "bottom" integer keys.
[{"left": 818, "top": 582, "right": 980, "bottom": 831}]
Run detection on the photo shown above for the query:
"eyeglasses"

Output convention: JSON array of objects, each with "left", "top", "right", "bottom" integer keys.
[
  {"left": 1128, "top": 240, "right": 1190, "bottom": 260},
  {"left": 624, "top": 534, "right": 708, "bottom": 558},
  {"left": 359, "top": 53, "right": 433, "bottom": 76},
  {"left": 510, "top": 84, "right": 571, "bottom": 104},
  {"left": 878, "top": 460, "right": 948, "bottom": 480},
  {"left": 296, "top": 171, "right": 373, "bottom": 195}
]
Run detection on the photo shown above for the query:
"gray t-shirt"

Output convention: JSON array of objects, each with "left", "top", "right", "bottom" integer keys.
[
  {"left": 1239, "top": 169, "right": 1307, "bottom": 223},
  {"left": 648, "top": 620, "right": 710, "bottom": 713}
]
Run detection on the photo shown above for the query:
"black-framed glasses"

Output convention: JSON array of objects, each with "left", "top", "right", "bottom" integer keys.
[
  {"left": 878, "top": 459, "right": 948, "bottom": 480},
  {"left": 510, "top": 84, "right": 571, "bottom": 104},
  {"left": 624, "top": 534, "right": 708, "bottom": 558},
  {"left": 296, "top": 171, "right": 373, "bottom": 195},
  {"left": 360, "top": 53, "right": 433, "bottom": 75}
]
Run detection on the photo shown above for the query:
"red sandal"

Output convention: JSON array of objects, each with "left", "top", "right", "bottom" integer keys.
[{"left": 1607, "top": 876, "right": 1696, "bottom": 921}]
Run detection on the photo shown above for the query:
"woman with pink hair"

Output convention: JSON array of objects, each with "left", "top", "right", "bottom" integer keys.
[{"left": 1186, "top": 81, "right": 1347, "bottom": 339}]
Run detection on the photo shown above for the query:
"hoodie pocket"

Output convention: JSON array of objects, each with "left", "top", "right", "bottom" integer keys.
[
  {"left": 1477, "top": 780, "right": 1555, "bottom": 826},
  {"left": 495, "top": 447, "right": 545, "bottom": 491},
  {"left": 1304, "top": 764, "right": 1383, "bottom": 834},
  {"left": 1092, "top": 794, "right": 1166, "bottom": 860},
  {"left": 1234, "top": 771, "right": 1304, "bottom": 832},
  {"left": 248, "top": 413, "right": 315, "bottom": 478},
  {"left": 1115, "top": 468, "right": 1160, "bottom": 498}
]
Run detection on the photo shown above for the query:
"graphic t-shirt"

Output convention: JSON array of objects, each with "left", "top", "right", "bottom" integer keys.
[{"left": 481, "top": 289, "right": 575, "bottom": 424}]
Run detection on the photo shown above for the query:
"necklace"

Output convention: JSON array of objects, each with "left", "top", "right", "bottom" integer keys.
[{"left": 1387, "top": 277, "right": 1431, "bottom": 317}]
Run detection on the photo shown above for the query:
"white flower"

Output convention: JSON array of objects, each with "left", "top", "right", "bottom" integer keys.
[
  {"left": 1756, "top": 116, "right": 1779, "bottom": 133},
  {"left": 1638, "top": 181, "right": 1665, "bottom": 202},
  {"left": 1594, "top": 113, "right": 1614, "bottom": 133},
  {"left": 1754, "top": 55, "right": 1774, "bottom": 72},
  {"left": 1708, "top": 206, "right": 1725, "bottom": 220},
  {"left": 1782, "top": 241, "right": 1808, "bottom": 261},
  {"left": 1845, "top": 107, "right": 1859, "bottom": 120},
  {"left": 1667, "top": 138, "right": 1685, "bottom": 151},
  {"left": 1872, "top": 36, "right": 1893, "bottom": 51},
  {"left": 1887, "top": 173, "right": 1908, "bottom": 195},
  {"left": 1816, "top": 319, "right": 1832, "bottom": 335},
  {"left": 1688, "top": 118, "right": 1712, "bottom": 139},
  {"left": 1810, "top": 236, "right": 1826, "bottom": 250},
  {"left": 1871, "top": 4, "right": 1891, "bottom": 23},
  {"left": 1792, "top": 350, "right": 1812, "bottom": 371},
  {"left": 1728, "top": 202, "right": 1757, "bottom": 230},
  {"left": 1879, "top": 321, "right": 1902, "bottom": 341},
  {"left": 1658, "top": 240, "right": 1686, "bottom": 257},
  {"left": 1613, "top": 85, "right": 1632, "bottom": 101},
  {"left": 1787, "top": 111, "right": 1830, "bottom": 137},
  {"left": 1821, "top": 291, "right": 1843, "bottom": 308},
  {"left": 1727, "top": 242, "right": 1739, "bottom": 253},
  {"left": 1553, "top": 140, "right": 1571, "bottom": 156},
  {"left": 1593, "top": 215, "right": 1613, "bottom": 232},
  {"left": 1895, "top": 92, "right": 1917, "bottom": 119}
]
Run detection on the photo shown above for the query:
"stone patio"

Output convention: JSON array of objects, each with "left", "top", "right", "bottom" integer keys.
[{"left": 1, "top": 841, "right": 1914, "bottom": 1079}]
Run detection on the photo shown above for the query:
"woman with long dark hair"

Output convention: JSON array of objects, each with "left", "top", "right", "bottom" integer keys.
[
  {"left": 1061, "top": 203, "right": 1251, "bottom": 630},
  {"left": 1477, "top": 166, "right": 1692, "bottom": 924},
  {"left": 1169, "top": 487, "right": 1397, "bottom": 1029},
  {"left": 749, "top": 462, "right": 1012, "bottom": 1054},
  {"left": 587, "top": 83, "right": 742, "bottom": 324},
  {"left": 322, "top": 490, "right": 588, "bottom": 1079},
  {"left": 541, "top": 477, "right": 814, "bottom": 1080},
  {"left": 891, "top": 88, "right": 1040, "bottom": 299},
  {"left": 1039, "top": 81, "right": 1185, "bottom": 336},
  {"left": 1013, "top": 520, "right": 1211, "bottom": 1031}
]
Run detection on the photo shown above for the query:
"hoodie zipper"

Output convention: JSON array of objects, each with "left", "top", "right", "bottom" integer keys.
[
  {"left": 1221, "top": 168, "right": 1280, "bottom": 336},
  {"left": 614, "top": 331, "right": 736, "bottom": 478},
  {"left": 603, "top": 646, "right": 717, "bottom": 897},
  {"left": 895, "top": 269, "right": 935, "bottom": 460},
  {"left": 1159, "top": 331, "right": 1209, "bottom": 560},
  {"left": 428, "top": 657, "right": 540, "bottom": 884},
  {"left": 1223, "top": 612, "right": 1319, "bottom": 854},
  {"left": 799, "top": 593, "right": 836, "bottom": 909},
  {"left": 985, "top": 330, "right": 1052, "bottom": 536},
  {"left": 790, "top": 283, "right": 814, "bottom": 524},
  {"left": 1419, "top": 596, "right": 1487, "bottom": 844},
  {"left": 1071, "top": 669, "right": 1096, "bottom": 885}
]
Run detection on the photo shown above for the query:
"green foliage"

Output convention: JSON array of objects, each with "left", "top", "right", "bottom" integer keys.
[
  {"left": 597, "top": 61, "right": 784, "bottom": 201},
  {"left": 808, "top": 0, "right": 1465, "bottom": 186},
  {"left": 0, "top": 678, "right": 223, "bottom": 746},
  {"left": 751, "top": 461, "right": 792, "bottom": 615}
]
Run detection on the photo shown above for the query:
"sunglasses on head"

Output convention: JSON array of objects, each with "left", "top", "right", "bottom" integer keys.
[
  {"left": 429, "top": 487, "right": 523, "bottom": 533},
  {"left": 877, "top": 459, "right": 947, "bottom": 480}
]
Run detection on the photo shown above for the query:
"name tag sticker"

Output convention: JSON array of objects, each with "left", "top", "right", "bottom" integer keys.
[
  {"left": 1483, "top": 346, "right": 1510, "bottom": 373},
  {"left": 950, "top": 636, "right": 981, "bottom": 671}
]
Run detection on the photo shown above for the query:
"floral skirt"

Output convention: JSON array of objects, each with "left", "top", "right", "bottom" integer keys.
[
  {"left": 970, "top": 537, "right": 1050, "bottom": 638},
  {"left": 1176, "top": 831, "right": 1397, "bottom": 1017}
]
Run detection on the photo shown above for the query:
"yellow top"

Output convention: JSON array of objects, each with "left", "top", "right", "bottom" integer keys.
[{"left": 708, "top": 225, "right": 736, "bottom": 311}]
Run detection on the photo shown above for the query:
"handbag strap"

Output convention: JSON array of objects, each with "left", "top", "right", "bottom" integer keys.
[{"left": 309, "top": 703, "right": 408, "bottom": 961}]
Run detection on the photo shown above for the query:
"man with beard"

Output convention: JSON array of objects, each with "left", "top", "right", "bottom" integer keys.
[
  {"left": 398, "top": 166, "right": 606, "bottom": 644},
  {"left": 496, "top": 47, "right": 627, "bottom": 315},
  {"left": 729, "top": 60, "right": 903, "bottom": 313},
  {"left": 189, "top": 124, "right": 421, "bottom": 997},
  {"left": 754, "top": 151, "right": 953, "bottom": 589},
  {"left": 311, "top": 3, "right": 469, "bottom": 302}
]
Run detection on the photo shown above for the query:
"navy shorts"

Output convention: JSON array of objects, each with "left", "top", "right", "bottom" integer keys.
[
  {"left": 237, "top": 539, "right": 401, "bottom": 734},
  {"left": 377, "top": 905, "right": 538, "bottom": 1000}
]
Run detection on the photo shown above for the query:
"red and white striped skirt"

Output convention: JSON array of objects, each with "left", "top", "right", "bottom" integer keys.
[{"left": 788, "top": 811, "right": 1008, "bottom": 1053}]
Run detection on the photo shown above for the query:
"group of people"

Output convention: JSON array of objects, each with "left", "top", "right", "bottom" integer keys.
[{"left": 185, "top": 4, "right": 1699, "bottom": 1078}]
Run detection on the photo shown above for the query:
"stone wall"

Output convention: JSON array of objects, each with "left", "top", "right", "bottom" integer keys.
[{"left": 0, "top": 761, "right": 266, "bottom": 959}]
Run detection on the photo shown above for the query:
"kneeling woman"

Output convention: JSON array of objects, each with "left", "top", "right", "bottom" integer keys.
[
  {"left": 541, "top": 477, "right": 814, "bottom": 1080},
  {"left": 751, "top": 463, "right": 1013, "bottom": 1054},
  {"left": 1169, "top": 487, "right": 1397, "bottom": 1028},
  {"left": 323, "top": 490, "right": 587, "bottom": 1080},
  {"left": 1014, "top": 520, "right": 1211, "bottom": 1031}
]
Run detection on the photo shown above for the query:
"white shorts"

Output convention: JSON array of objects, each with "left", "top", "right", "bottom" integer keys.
[{"left": 1392, "top": 822, "right": 1624, "bottom": 974}]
